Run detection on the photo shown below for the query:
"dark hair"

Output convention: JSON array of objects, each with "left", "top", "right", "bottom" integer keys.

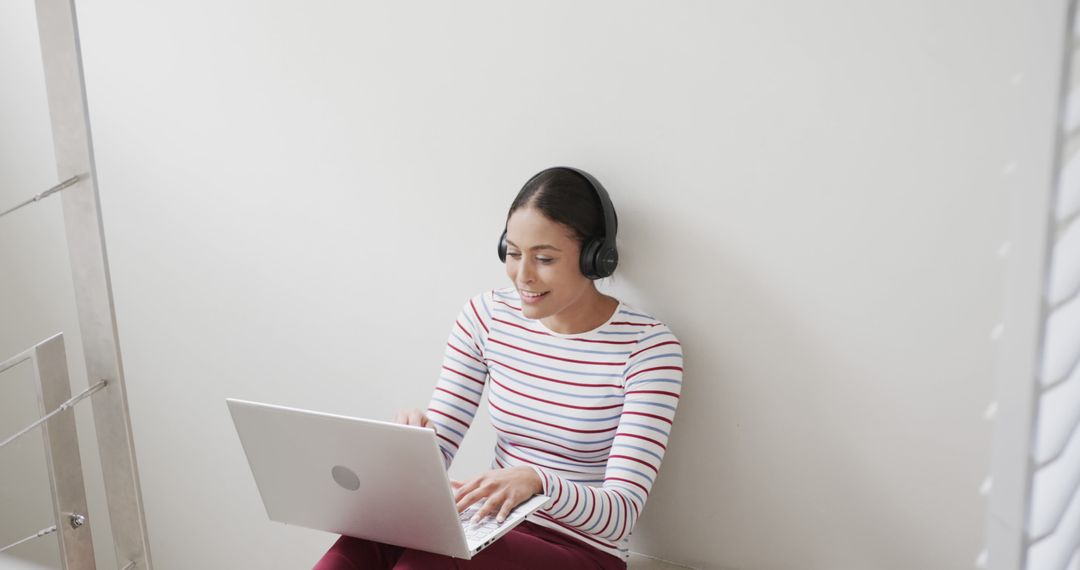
[{"left": 506, "top": 167, "right": 616, "bottom": 246}]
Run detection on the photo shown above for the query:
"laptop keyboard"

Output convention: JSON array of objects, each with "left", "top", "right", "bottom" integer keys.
[{"left": 458, "top": 505, "right": 506, "bottom": 542}]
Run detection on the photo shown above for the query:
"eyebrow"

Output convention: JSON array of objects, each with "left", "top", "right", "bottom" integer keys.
[{"left": 505, "top": 239, "right": 562, "bottom": 252}]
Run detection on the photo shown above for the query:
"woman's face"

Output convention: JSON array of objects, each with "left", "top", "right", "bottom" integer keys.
[{"left": 504, "top": 206, "right": 594, "bottom": 321}]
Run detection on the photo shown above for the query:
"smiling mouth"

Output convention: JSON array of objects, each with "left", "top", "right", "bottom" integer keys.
[{"left": 520, "top": 290, "right": 549, "bottom": 300}]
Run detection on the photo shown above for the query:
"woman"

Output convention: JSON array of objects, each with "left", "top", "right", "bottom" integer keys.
[{"left": 314, "top": 167, "right": 683, "bottom": 569}]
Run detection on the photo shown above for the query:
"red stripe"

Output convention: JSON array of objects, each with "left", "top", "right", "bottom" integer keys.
[
  {"left": 492, "top": 317, "right": 553, "bottom": 337},
  {"left": 489, "top": 358, "right": 621, "bottom": 389},
  {"left": 434, "top": 386, "right": 479, "bottom": 407},
  {"left": 583, "top": 486, "right": 598, "bottom": 528},
  {"left": 490, "top": 399, "right": 617, "bottom": 433},
  {"left": 436, "top": 433, "right": 459, "bottom": 450},
  {"left": 490, "top": 311, "right": 634, "bottom": 345},
  {"left": 494, "top": 298, "right": 521, "bottom": 311},
  {"left": 494, "top": 427, "right": 612, "bottom": 455},
  {"left": 614, "top": 432, "right": 667, "bottom": 450},
  {"left": 622, "top": 410, "right": 673, "bottom": 425},
  {"left": 599, "top": 496, "right": 614, "bottom": 538},
  {"left": 490, "top": 375, "right": 624, "bottom": 411},
  {"left": 489, "top": 337, "right": 626, "bottom": 366},
  {"left": 605, "top": 476, "right": 650, "bottom": 496},
  {"left": 607, "top": 454, "right": 659, "bottom": 473},
  {"left": 534, "top": 512, "right": 615, "bottom": 550},
  {"left": 427, "top": 407, "right": 471, "bottom": 428},
  {"left": 625, "top": 389, "right": 680, "bottom": 399},
  {"left": 570, "top": 337, "right": 637, "bottom": 345},
  {"left": 557, "top": 484, "right": 581, "bottom": 522},
  {"left": 511, "top": 443, "right": 608, "bottom": 464},
  {"left": 610, "top": 321, "right": 658, "bottom": 327},
  {"left": 470, "top": 299, "right": 489, "bottom": 334},
  {"left": 495, "top": 443, "right": 590, "bottom": 474},
  {"left": 455, "top": 320, "right": 473, "bottom": 338},
  {"left": 441, "top": 366, "right": 485, "bottom": 385},
  {"left": 614, "top": 493, "right": 631, "bottom": 541},
  {"left": 625, "top": 365, "right": 684, "bottom": 381},
  {"left": 447, "top": 342, "right": 483, "bottom": 364},
  {"left": 629, "top": 340, "right": 681, "bottom": 358},
  {"left": 552, "top": 473, "right": 564, "bottom": 507}
]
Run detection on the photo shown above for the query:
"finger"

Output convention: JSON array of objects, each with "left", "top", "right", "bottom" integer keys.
[
  {"left": 457, "top": 487, "right": 486, "bottom": 513},
  {"left": 472, "top": 496, "right": 498, "bottom": 523},
  {"left": 450, "top": 480, "right": 463, "bottom": 489},
  {"left": 393, "top": 410, "right": 405, "bottom": 424},
  {"left": 496, "top": 498, "right": 516, "bottom": 523},
  {"left": 476, "top": 490, "right": 509, "bottom": 523},
  {"left": 454, "top": 477, "right": 483, "bottom": 503},
  {"left": 409, "top": 410, "right": 423, "bottom": 426}
]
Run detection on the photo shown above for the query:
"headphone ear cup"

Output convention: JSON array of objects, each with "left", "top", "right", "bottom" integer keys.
[
  {"left": 497, "top": 230, "right": 508, "bottom": 263},
  {"left": 579, "top": 238, "right": 602, "bottom": 280},
  {"left": 596, "top": 245, "right": 619, "bottom": 278}
]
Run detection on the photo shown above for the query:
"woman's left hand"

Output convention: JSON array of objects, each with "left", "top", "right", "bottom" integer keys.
[{"left": 452, "top": 466, "right": 543, "bottom": 524}]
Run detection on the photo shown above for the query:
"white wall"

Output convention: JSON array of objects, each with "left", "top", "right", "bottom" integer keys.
[{"left": 1, "top": 1, "right": 1067, "bottom": 569}]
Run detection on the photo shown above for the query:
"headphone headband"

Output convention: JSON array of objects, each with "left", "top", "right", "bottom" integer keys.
[{"left": 497, "top": 166, "right": 618, "bottom": 280}]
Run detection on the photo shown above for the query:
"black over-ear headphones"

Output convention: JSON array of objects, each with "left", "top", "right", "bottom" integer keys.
[{"left": 497, "top": 166, "right": 619, "bottom": 280}]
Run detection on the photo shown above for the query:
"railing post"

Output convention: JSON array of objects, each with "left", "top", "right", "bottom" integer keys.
[
  {"left": 32, "top": 333, "right": 96, "bottom": 570},
  {"left": 33, "top": 0, "right": 153, "bottom": 567}
]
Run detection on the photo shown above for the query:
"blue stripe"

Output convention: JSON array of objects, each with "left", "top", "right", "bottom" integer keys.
[
  {"left": 618, "top": 309, "right": 653, "bottom": 319},
  {"left": 619, "top": 421, "right": 671, "bottom": 437},
  {"left": 430, "top": 419, "right": 465, "bottom": 439},
  {"left": 625, "top": 352, "right": 684, "bottom": 371},
  {"left": 449, "top": 330, "right": 483, "bottom": 356},
  {"left": 583, "top": 494, "right": 608, "bottom": 533},
  {"left": 486, "top": 348, "right": 623, "bottom": 378},
  {"left": 492, "top": 305, "right": 532, "bottom": 323},
  {"left": 637, "top": 330, "right": 675, "bottom": 344},
  {"left": 480, "top": 293, "right": 493, "bottom": 320},
  {"left": 567, "top": 482, "right": 593, "bottom": 524},
  {"left": 625, "top": 400, "right": 677, "bottom": 412},
  {"left": 596, "top": 330, "right": 640, "bottom": 336},
  {"left": 507, "top": 443, "right": 608, "bottom": 471},
  {"left": 431, "top": 396, "right": 478, "bottom": 419},
  {"left": 436, "top": 376, "right": 484, "bottom": 398},
  {"left": 489, "top": 415, "right": 612, "bottom": 454},
  {"left": 489, "top": 365, "right": 623, "bottom": 400},
  {"left": 625, "top": 377, "right": 681, "bottom": 387},
  {"left": 605, "top": 465, "right": 655, "bottom": 485},
  {"left": 489, "top": 391, "right": 623, "bottom": 423},
  {"left": 493, "top": 328, "right": 632, "bottom": 357},
  {"left": 607, "top": 485, "right": 645, "bottom": 506},
  {"left": 611, "top": 443, "right": 663, "bottom": 464},
  {"left": 444, "top": 349, "right": 488, "bottom": 376}
]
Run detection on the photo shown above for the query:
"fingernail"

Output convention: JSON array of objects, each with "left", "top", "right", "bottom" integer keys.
[{"left": 496, "top": 516, "right": 505, "bottom": 523}]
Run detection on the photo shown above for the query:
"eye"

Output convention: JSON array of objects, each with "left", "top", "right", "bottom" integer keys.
[
  {"left": 537, "top": 257, "right": 555, "bottom": 264},
  {"left": 507, "top": 251, "right": 522, "bottom": 259}
]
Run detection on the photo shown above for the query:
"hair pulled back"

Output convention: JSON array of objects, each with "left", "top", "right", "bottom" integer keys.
[{"left": 506, "top": 167, "right": 616, "bottom": 246}]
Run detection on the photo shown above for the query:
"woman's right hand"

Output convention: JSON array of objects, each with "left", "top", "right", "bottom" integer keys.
[{"left": 394, "top": 408, "right": 433, "bottom": 429}]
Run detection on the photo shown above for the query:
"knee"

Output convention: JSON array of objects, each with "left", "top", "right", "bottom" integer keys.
[{"left": 313, "top": 536, "right": 375, "bottom": 570}]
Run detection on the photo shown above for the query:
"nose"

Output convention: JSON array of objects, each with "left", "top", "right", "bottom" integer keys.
[{"left": 515, "top": 257, "right": 536, "bottom": 284}]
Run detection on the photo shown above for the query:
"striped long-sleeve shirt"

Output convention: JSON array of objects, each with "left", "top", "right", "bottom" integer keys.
[{"left": 426, "top": 288, "right": 684, "bottom": 560}]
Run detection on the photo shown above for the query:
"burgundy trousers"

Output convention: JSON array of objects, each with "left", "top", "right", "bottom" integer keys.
[{"left": 312, "top": 521, "right": 627, "bottom": 570}]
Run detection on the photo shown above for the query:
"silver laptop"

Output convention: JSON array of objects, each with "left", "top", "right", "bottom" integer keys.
[{"left": 226, "top": 398, "right": 551, "bottom": 559}]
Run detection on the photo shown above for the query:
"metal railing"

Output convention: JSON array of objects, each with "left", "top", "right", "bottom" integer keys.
[
  {"left": 1, "top": 0, "right": 155, "bottom": 567},
  {"left": 0, "top": 335, "right": 96, "bottom": 569}
]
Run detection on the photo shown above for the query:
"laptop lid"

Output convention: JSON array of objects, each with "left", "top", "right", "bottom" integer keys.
[{"left": 226, "top": 398, "right": 475, "bottom": 558}]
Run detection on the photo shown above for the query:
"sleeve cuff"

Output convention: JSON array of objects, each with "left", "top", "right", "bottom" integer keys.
[{"left": 529, "top": 465, "right": 549, "bottom": 496}]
